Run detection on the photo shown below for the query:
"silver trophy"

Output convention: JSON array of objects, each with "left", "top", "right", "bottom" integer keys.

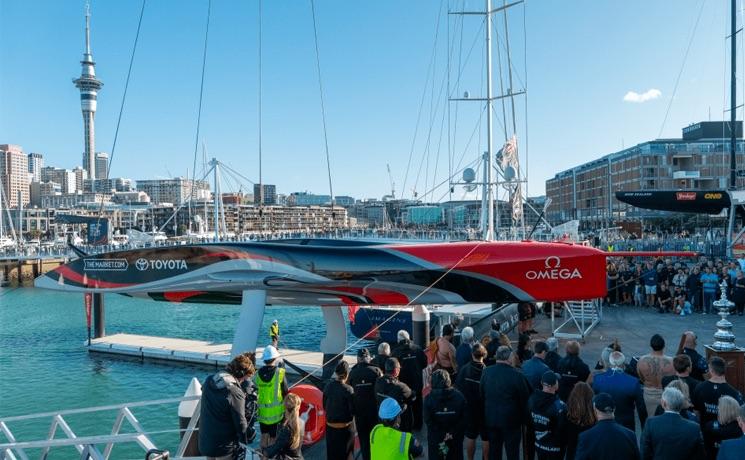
[{"left": 712, "top": 281, "right": 736, "bottom": 351}]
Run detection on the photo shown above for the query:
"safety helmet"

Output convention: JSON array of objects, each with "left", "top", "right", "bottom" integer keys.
[
  {"left": 378, "top": 397, "right": 402, "bottom": 420},
  {"left": 261, "top": 345, "right": 281, "bottom": 362}
]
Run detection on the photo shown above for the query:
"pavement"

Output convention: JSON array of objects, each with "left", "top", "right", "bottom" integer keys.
[{"left": 298, "top": 304, "right": 744, "bottom": 459}]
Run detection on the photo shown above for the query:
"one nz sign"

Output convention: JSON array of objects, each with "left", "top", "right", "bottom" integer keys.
[{"left": 84, "top": 259, "right": 129, "bottom": 271}]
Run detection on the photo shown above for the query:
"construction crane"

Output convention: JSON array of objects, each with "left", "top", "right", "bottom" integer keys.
[{"left": 386, "top": 163, "right": 396, "bottom": 199}]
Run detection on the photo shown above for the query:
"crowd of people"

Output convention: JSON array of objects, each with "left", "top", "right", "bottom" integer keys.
[
  {"left": 605, "top": 254, "right": 745, "bottom": 317},
  {"left": 197, "top": 320, "right": 745, "bottom": 460}
]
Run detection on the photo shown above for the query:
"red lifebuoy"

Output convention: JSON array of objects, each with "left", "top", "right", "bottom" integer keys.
[{"left": 288, "top": 384, "right": 326, "bottom": 446}]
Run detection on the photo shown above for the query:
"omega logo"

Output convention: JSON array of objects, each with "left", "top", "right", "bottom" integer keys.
[{"left": 525, "top": 256, "right": 583, "bottom": 280}]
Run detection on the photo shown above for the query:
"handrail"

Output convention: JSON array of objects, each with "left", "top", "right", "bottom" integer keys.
[{"left": 0, "top": 396, "right": 199, "bottom": 423}]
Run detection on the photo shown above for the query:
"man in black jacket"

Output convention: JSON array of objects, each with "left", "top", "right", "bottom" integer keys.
[
  {"left": 199, "top": 353, "right": 255, "bottom": 460},
  {"left": 456, "top": 343, "right": 488, "bottom": 460},
  {"left": 480, "top": 345, "right": 532, "bottom": 460},
  {"left": 375, "top": 357, "right": 415, "bottom": 432},
  {"left": 528, "top": 371, "right": 568, "bottom": 460},
  {"left": 641, "top": 387, "right": 706, "bottom": 460},
  {"left": 348, "top": 348, "right": 382, "bottom": 460},
  {"left": 557, "top": 340, "right": 591, "bottom": 401},
  {"left": 424, "top": 369, "right": 467, "bottom": 460},
  {"left": 392, "top": 329, "right": 428, "bottom": 430},
  {"left": 574, "top": 393, "right": 640, "bottom": 460}
]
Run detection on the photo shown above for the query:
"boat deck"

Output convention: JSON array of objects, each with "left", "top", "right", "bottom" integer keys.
[{"left": 88, "top": 333, "right": 356, "bottom": 375}]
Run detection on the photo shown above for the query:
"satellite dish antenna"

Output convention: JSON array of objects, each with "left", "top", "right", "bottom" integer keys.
[
  {"left": 503, "top": 165, "right": 516, "bottom": 181},
  {"left": 463, "top": 91, "right": 470, "bottom": 99},
  {"left": 462, "top": 168, "right": 475, "bottom": 183}
]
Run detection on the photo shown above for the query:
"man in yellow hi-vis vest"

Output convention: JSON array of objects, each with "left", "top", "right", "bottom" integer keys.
[
  {"left": 255, "top": 345, "right": 287, "bottom": 448},
  {"left": 370, "top": 398, "right": 423, "bottom": 459},
  {"left": 270, "top": 319, "right": 279, "bottom": 347}
]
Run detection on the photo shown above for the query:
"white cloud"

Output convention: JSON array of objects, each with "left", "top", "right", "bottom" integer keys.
[{"left": 623, "top": 88, "right": 662, "bottom": 103}]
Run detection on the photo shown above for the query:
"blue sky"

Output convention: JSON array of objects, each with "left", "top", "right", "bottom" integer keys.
[{"left": 0, "top": 0, "right": 741, "bottom": 200}]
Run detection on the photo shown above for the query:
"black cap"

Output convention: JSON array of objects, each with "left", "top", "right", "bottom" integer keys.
[
  {"left": 541, "top": 371, "right": 559, "bottom": 386},
  {"left": 593, "top": 393, "right": 616, "bottom": 413},
  {"left": 357, "top": 348, "right": 371, "bottom": 359}
]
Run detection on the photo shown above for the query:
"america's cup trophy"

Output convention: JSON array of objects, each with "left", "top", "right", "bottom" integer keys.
[{"left": 711, "top": 281, "right": 736, "bottom": 351}]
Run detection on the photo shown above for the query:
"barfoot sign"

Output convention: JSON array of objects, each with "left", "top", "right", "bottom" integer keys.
[{"left": 525, "top": 256, "right": 582, "bottom": 280}]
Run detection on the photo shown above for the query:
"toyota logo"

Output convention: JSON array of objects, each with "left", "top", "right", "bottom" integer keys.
[
  {"left": 544, "top": 256, "right": 561, "bottom": 268},
  {"left": 135, "top": 258, "right": 149, "bottom": 271}
]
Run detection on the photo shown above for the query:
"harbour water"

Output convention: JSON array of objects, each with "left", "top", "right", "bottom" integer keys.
[{"left": 0, "top": 287, "right": 357, "bottom": 458}]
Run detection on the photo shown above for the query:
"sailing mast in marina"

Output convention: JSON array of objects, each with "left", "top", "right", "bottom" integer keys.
[{"left": 449, "top": 0, "right": 527, "bottom": 241}]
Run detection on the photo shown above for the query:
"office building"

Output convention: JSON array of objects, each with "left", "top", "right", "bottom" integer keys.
[
  {"left": 546, "top": 121, "right": 745, "bottom": 227},
  {"left": 30, "top": 181, "right": 62, "bottom": 207},
  {"left": 73, "top": 166, "right": 88, "bottom": 192},
  {"left": 0, "top": 144, "right": 30, "bottom": 208},
  {"left": 253, "top": 184, "right": 277, "bottom": 205},
  {"left": 136, "top": 177, "right": 210, "bottom": 205},
  {"left": 84, "top": 177, "right": 134, "bottom": 193},
  {"left": 289, "top": 192, "right": 332, "bottom": 206},
  {"left": 95, "top": 152, "right": 109, "bottom": 179},
  {"left": 27, "top": 152, "right": 44, "bottom": 182},
  {"left": 41, "top": 167, "right": 77, "bottom": 194}
]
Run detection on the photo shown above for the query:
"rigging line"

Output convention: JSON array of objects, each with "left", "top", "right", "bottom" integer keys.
[
  {"left": 258, "top": 0, "right": 263, "bottom": 203},
  {"left": 289, "top": 240, "right": 486, "bottom": 390},
  {"left": 430, "top": 93, "right": 450, "bottom": 202},
  {"left": 221, "top": 162, "right": 256, "bottom": 185},
  {"left": 309, "top": 0, "right": 335, "bottom": 207},
  {"left": 658, "top": 0, "right": 707, "bottom": 139},
  {"left": 454, "top": 104, "right": 488, "bottom": 174},
  {"left": 402, "top": 0, "right": 446, "bottom": 200},
  {"left": 190, "top": 0, "right": 212, "bottom": 225},
  {"left": 450, "top": 2, "right": 467, "bottom": 198},
  {"left": 419, "top": 155, "right": 481, "bottom": 201},
  {"left": 413, "top": 70, "right": 449, "bottom": 197},
  {"left": 94, "top": 0, "right": 146, "bottom": 225},
  {"left": 157, "top": 167, "right": 214, "bottom": 233},
  {"left": 522, "top": 1, "right": 528, "bottom": 200}
]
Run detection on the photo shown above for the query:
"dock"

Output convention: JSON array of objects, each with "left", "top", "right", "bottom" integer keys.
[{"left": 88, "top": 333, "right": 356, "bottom": 375}]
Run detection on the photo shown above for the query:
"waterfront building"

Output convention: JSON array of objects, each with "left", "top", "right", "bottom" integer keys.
[
  {"left": 0, "top": 144, "right": 30, "bottom": 208},
  {"left": 41, "top": 192, "right": 112, "bottom": 209},
  {"left": 27, "top": 152, "right": 44, "bottom": 182},
  {"left": 335, "top": 195, "right": 355, "bottom": 207},
  {"left": 136, "top": 178, "right": 210, "bottom": 205},
  {"left": 73, "top": 6, "right": 103, "bottom": 180},
  {"left": 253, "top": 184, "right": 277, "bottom": 205},
  {"left": 112, "top": 191, "right": 150, "bottom": 204},
  {"left": 41, "top": 167, "right": 77, "bottom": 194},
  {"left": 289, "top": 192, "right": 332, "bottom": 206},
  {"left": 30, "top": 181, "right": 62, "bottom": 207},
  {"left": 95, "top": 152, "right": 109, "bottom": 180},
  {"left": 403, "top": 205, "right": 444, "bottom": 226},
  {"left": 84, "top": 177, "right": 134, "bottom": 193},
  {"left": 546, "top": 121, "right": 745, "bottom": 228}
]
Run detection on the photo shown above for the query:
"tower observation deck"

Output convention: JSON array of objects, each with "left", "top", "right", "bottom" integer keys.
[{"left": 73, "top": 4, "right": 103, "bottom": 181}]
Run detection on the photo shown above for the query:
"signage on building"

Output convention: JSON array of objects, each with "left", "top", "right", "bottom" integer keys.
[{"left": 676, "top": 192, "right": 696, "bottom": 201}]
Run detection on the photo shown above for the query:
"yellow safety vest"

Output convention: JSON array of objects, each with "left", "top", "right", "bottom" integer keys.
[
  {"left": 256, "top": 367, "right": 285, "bottom": 425},
  {"left": 270, "top": 323, "right": 279, "bottom": 339},
  {"left": 370, "top": 424, "right": 411, "bottom": 460}
]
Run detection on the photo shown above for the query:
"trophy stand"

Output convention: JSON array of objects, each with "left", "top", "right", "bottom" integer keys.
[{"left": 705, "top": 281, "right": 745, "bottom": 393}]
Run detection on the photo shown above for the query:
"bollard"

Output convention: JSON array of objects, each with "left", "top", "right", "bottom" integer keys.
[
  {"left": 178, "top": 377, "right": 202, "bottom": 457},
  {"left": 412, "top": 305, "right": 430, "bottom": 349}
]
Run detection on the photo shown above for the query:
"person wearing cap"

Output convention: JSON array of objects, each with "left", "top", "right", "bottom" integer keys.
[
  {"left": 255, "top": 344, "right": 288, "bottom": 449},
  {"left": 349, "top": 348, "right": 383, "bottom": 460},
  {"left": 375, "top": 357, "right": 415, "bottom": 432},
  {"left": 574, "top": 393, "right": 640, "bottom": 460},
  {"left": 527, "top": 371, "right": 568, "bottom": 459},
  {"left": 370, "top": 397, "right": 424, "bottom": 459},
  {"left": 323, "top": 360, "right": 355, "bottom": 460},
  {"left": 199, "top": 353, "right": 255, "bottom": 460},
  {"left": 480, "top": 345, "right": 532, "bottom": 460},
  {"left": 424, "top": 369, "right": 467, "bottom": 459},
  {"left": 641, "top": 387, "right": 705, "bottom": 460},
  {"left": 270, "top": 319, "right": 280, "bottom": 347},
  {"left": 392, "top": 330, "right": 428, "bottom": 431},
  {"left": 456, "top": 343, "right": 489, "bottom": 460},
  {"left": 592, "top": 351, "right": 647, "bottom": 432}
]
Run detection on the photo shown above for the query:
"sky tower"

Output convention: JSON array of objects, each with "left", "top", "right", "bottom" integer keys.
[{"left": 73, "top": 3, "right": 103, "bottom": 181}]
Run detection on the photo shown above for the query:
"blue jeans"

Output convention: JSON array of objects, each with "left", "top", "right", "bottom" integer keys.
[{"left": 703, "top": 291, "right": 716, "bottom": 313}]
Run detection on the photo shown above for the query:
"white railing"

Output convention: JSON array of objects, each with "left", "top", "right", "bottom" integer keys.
[{"left": 0, "top": 395, "right": 216, "bottom": 460}]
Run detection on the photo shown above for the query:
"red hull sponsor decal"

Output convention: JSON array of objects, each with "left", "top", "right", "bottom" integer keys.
[{"left": 392, "top": 241, "right": 607, "bottom": 302}]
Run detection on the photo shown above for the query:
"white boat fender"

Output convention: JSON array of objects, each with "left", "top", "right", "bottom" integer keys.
[{"left": 178, "top": 377, "right": 202, "bottom": 456}]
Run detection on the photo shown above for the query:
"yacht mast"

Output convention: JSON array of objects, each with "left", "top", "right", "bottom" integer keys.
[{"left": 485, "top": 0, "right": 495, "bottom": 241}]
